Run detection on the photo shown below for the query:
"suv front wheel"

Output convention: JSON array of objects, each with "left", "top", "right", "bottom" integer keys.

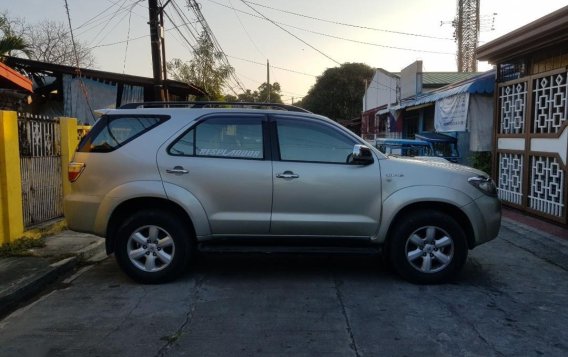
[
  {"left": 114, "top": 210, "right": 192, "bottom": 283},
  {"left": 389, "top": 210, "right": 467, "bottom": 284}
]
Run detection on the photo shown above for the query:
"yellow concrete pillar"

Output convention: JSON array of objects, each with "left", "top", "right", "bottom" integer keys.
[
  {"left": 0, "top": 111, "right": 24, "bottom": 246},
  {"left": 59, "top": 117, "right": 79, "bottom": 199}
]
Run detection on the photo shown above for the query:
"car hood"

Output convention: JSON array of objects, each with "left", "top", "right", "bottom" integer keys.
[{"left": 379, "top": 156, "right": 489, "bottom": 199}]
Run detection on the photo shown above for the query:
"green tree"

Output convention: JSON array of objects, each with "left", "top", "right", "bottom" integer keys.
[
  {"left": 0, "top": 14, "right": 30, "bottom": 58},
  {"left": 1, "top": 13, "right": 94, "bottom": 67},
  {"left": 168, "top": 32, "right": 233, "bottom": 100},
  {"left": 223, "top": 82, "right": 283, "bottom": 103},
  {"left": 298, "top": 63, "right": 374, "bottom": 121},
  {"left": 257, "top": 82, "right": 283, "bottom": 103}
]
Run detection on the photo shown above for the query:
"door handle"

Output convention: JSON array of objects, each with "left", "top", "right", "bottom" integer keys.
[
  {"left": 276, "top": 171, "right": 299, "bottom": 179},
  {"left": 166, "top": 166, "right": 189, "bottom": 175}
]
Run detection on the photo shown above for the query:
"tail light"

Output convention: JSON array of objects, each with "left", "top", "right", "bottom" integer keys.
[{"left": 68, "top": 162, "right": 86, "bottom": 182}]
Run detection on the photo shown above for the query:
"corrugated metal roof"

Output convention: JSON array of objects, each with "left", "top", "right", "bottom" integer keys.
[
  {"left": 392, "top": 70, "right": 495, "bottom": 110},
  {"left": 422, "top": 72, "right": 482, "bottom": 86}
]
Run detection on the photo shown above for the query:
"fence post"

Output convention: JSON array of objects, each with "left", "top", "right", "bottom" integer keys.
[
  {"left": 59, "top": 117, "right": 78, "bottom": 199},
  {"left": 0, "top": 111, "right": 24, "bottom": 245}
]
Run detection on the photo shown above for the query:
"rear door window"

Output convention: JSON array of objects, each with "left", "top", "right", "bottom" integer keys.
[
  {"left": 169, "top": 116, "right": 265, "bottom": 160},
  {"left": 78, "top": 115, "right": 169, "bottom": 152}
]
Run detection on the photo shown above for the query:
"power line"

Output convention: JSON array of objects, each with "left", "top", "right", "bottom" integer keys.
[
  {"left": 207, "top": 0, "right": 453, "bottom": 56},
  {"left": 89, "top": 20, "right": 199, "bottom": 49},
  {"left": 63, "top": 0, "right": 96, "bottom": 123},
  {"left": 122, "top": 9, "right": 133, "bottom": 73},
  {"left": 163, "top": 10, "right": 197, "bottom": 52},
  {"left": 186, "top": 0, "right": 247, "bottom": 94},
  {"left": 171, "top": 0, "right": 201, "bottom": 43},
  {"left": 87, "top": 0, "right": 132, "bottom": 47},
  {"left": 242, "top": 0, "right": 453, "bottom": 41},
  {"left": 238, "top": 0, "right": 341, "bottom": 65},
  {"left": 227, "top": 0, "right": 266, "bottom": 58},
  {"left": 74, "top": 0, "right": 145, "bottom": 34},
  {"left": 227, "top": 55, "right": 317, "bottom": 77},
  {"left": 282, "top": 23, "right": 454, "bottom": 55}
]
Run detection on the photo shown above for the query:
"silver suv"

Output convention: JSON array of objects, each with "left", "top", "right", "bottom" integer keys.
[{"left": 64, "top": 102, "right": 501, "bottom": 284}]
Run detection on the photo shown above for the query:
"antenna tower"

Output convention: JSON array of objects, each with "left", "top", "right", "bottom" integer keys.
[{"left": 454, "top": 0, "right": 480, "bottom": 72}]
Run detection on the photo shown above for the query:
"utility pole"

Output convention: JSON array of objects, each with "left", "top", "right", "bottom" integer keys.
[
  {"left": 267, "top": 59, "right": 270, "bottom": 102},
  {"left": 148, "top": 0, "right": 166, "bottom": 100}
]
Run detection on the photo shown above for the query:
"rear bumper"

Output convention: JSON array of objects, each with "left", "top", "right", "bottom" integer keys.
[{"left": 63, "top": 194, "right": 103, "bottom": 237}]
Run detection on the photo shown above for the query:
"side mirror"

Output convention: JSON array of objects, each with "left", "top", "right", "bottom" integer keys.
[{"left": 347, "top": 144, "right": 374, "bottom": 165}]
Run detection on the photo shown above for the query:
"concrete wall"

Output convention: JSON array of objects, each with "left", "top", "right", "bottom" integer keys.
[
  {"left": 363, "top": 69, "right": 399, "bottom": 112},
  {"left": 400, "top": 61, "right": 423, "bottom": 100},
  {"left": 0, "top": 111, "right": 80, "bottom": 246}
]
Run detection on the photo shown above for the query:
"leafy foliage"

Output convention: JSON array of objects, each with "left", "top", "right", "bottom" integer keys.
[
  {"left": 470, "top": 151, "right": 493, "bottom": 176},
  {"left": 224, "top": 82, "right": 283, "bottom": 103},
  {"left": 167, "top": 32, "right": 233, "bottom": 100},
  {"left": 0, "top": 13, "right": 30, "bottom": 58},
  {"left": 297, "top": 63, "right": 374, "bottom": 121},
  {"left": 1, "top": 13, "right": 95, "bottom": 67}
]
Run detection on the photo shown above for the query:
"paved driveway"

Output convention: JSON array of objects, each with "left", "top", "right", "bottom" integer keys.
[{"left": 0, "top": 220, "right": 567, "bottom": 357}]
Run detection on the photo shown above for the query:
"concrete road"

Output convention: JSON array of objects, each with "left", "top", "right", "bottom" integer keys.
[{"left": 1, "top": 220, "right": 567, "bottom": 357}]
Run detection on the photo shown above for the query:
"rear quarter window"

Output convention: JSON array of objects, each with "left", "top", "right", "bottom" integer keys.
[{"left": 77, "top": 115, "right": 169, "bottom": 152}]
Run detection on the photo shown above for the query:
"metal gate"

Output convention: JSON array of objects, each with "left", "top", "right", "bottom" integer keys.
[
  {"left": 18, "top": 113, "right": 63, "bottom": 227},
  {"left": 495, "top": 68, "right": 568, "bottom": 224}
]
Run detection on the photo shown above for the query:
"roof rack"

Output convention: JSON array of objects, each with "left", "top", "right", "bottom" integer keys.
[{"left": 119, "top": 101, "right": 310, "bottom": 113}]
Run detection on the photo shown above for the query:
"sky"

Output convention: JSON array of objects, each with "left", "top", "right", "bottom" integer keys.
[{"left": 3, "top": 0, "right": 567, "bottom": 103}]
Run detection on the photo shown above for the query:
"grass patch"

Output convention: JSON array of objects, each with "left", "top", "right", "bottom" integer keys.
[{"left": 0, "top": 237, "right": 46, "bottom": 257}]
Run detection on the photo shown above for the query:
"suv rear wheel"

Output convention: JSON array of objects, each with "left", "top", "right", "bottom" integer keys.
[
  {"left": 389, "top": 210, "right": 467, "bottom": 284},
  {"left": 114, "top": 210, "right": 192, "bottom": 283}
]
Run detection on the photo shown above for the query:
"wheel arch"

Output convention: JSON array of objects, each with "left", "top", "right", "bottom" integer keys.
[
  {"left": 105, "top": 197, "right": 196, "bottom": 254},
  {"left": 383, "top": 201, "right": 475, "bottom": 255}
]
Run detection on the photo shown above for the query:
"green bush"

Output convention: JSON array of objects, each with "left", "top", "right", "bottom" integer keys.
[{"left": 471, "top": 152, "right": 492, "bottom": 176}]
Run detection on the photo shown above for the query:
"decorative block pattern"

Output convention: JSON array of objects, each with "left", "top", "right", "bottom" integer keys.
[
  {"left": 529, "top": 156, "right": 565, "bottom": 218},
  {"left": 533, "top": 72, "right": 568, "bottom": 134},
  {"left": 498, "top": 152, "right": 524, "bottom": 205},
  {"left": 499, "top": 82, "right": 527, "bottom": 134}
]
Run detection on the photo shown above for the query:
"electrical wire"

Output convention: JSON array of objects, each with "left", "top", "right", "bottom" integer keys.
[
  {"left": 163, "top": 10, "right": 197, "bottom": 52},
  {"left": 171, "top": 0, "right": 202, "bottom": 43},
  {"left": 207, "top": 0, "right": 454, "bottom": 56},
  {"left": 63, "top": 0, "right": 96, "bottom": 123},
  {"left": 186, "top": 0, "right": 247, "bottom": 93},
  {"left": 227, "top": 0, "right": 266, "bottom": 58},
  {"left": 242, "top": 0, "right": 453, "bottom": 41},
  {"left": 226, "top": 55, "right": 316, "bottom": 77},
  {"left": 89, "top": 20, "right": 199, "bottom": 49},
  {"left": 239, "top": 0, "right": 341, "bottom": 65},
  {"left": 122, "top": 9, "right": 133, "bottom": 73},
  {"left": 90, "top": 1, "right": 136, "bottom": 48}
]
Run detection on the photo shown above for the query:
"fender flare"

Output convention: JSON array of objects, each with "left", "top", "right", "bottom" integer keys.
[
  {"left": 376, "top": 185, "right": 474, "bottom": 242},
  {"left": 94, "top": 181, "right": 211, "bottom": 239}
]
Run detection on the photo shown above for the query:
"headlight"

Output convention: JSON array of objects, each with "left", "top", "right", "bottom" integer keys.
[{"left": 468, "top": 176, "right": 498, "bottom": 196}]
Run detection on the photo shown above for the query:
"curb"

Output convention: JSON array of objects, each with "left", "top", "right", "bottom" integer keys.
[
  {"left": 0, "top": 257, "right": 77, "bottom": 318},
  {"left": 0, "top": 235, "right": 106, "bottom": 318}
]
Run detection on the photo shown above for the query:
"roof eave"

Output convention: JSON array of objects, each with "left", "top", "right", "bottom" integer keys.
[{"left": 0, "top": 61, "right": 33, "bottom": 92}]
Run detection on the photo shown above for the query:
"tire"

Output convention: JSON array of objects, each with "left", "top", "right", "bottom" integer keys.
[
  {"left": 114, "top": 210, "right": 192, "bottom": 284},
  {"left": 389, "top": 210, "right": 467, "bottom": 284}
]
